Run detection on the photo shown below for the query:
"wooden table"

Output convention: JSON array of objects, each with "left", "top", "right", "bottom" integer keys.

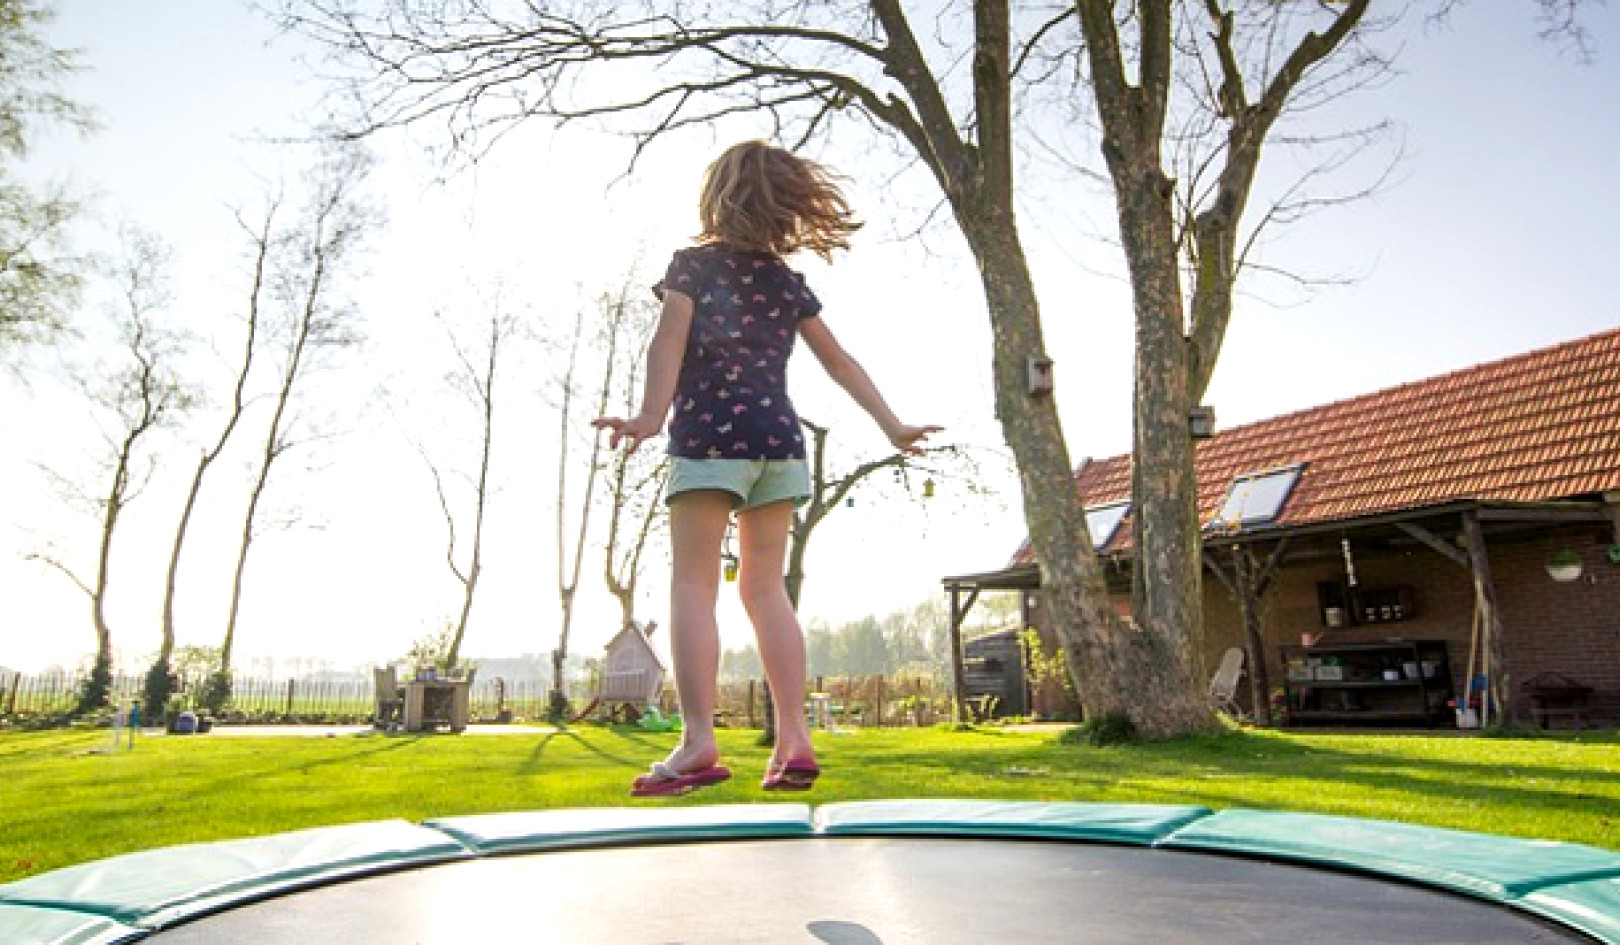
[{"left": 402, "top": 678, "right": 471, "bottom": 733}]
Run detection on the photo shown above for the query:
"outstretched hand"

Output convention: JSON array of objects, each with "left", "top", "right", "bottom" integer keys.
[
  {"left": 593, "top": 414, "right": 662, "bottom": 453},
  {"left": 888, "top": 423, "right": 945, "bottom": 455}
]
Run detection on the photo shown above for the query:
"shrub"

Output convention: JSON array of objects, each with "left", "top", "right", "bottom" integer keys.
[{"left": 73, "top": 654, "right": 113, "bottom": 717}]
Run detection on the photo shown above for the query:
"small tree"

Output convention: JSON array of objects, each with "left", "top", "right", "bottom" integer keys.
[
  {"left": 786, "top": 418, "right": 957, "bottom": 609},
  {"left": 599, "top": 289, "right": 666, "bottom": 633},
  {"left": 147, "top": 198, "right": 279, "bottom": 718},
  {"left": 31, "top": 228, "right": 195, "bottom": 714},
  {"left": 209, "top": 144, "right": 377, "bottom": 712},
  {"left": 546, "top": 299, "right": 600, "bottom": 720},
  {"left": 548, "top": 267, "right": 650, "bottom": 719},
  {"left": 420, "top": 303, "right": 517, "bottom": 670}
]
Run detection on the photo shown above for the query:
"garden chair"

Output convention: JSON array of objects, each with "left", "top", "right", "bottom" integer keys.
[
  {"left": 373, "top": 666, "right": 404, "bottom": 731},
  {"left": 1208, "top": 647, "right": 1246, "bottom": 718}
]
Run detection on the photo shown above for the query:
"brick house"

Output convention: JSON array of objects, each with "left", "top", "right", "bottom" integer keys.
[{"left": 945, "top": 327, "right": 1620, "bottom": 728}]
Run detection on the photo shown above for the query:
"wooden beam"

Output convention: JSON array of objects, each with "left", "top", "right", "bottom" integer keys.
[
  {"left": 1462, "top": 512, "right": 1513, "bottom": 723},
  {"left": 1473, "top": 506, "right": 1609, "bottom": 524},
  {"left": 1203, "top": 551, "right": 1236, "bottom": 597},
  {"left": 1397, "top": 522, "right": 1471, "bottom": 569},
  {"left": 1253, "top": 537, "right": 1291, "bottom": 597}
]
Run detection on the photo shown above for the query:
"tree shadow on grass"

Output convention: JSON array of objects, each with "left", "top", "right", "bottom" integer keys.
[
  {"left": 185, "top": 731, "right": 426, "bottom": 786},
  {"left": 519, "top": 727, "right": 652, "bottom": 774}
]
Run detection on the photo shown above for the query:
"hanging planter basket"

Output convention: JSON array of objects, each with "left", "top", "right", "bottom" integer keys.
[{"left": 1545, "top": 549, "right": 1583, "bottom": 583}]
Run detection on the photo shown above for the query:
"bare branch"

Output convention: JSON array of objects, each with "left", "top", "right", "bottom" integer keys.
[
  {"left": 25, "top": 550, "right": 92, "bottom": 597},
  {"left": 420, "top": 441, "right": 466, "bottom": 585},
  {"left": 1012, "top": 7, "right": 1078, "bottom": 81}
]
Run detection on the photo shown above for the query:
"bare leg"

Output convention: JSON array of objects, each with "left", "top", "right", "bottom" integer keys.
[
  {"left": 658, "top": 489, "right": 733, "bottom": 774},
  {"left": 735, "top": 499, "right": 816, "bottom": 770}
]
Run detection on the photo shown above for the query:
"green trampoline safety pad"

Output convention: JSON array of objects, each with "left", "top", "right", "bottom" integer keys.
[
  {"left": 425, "top": 803, "right": 813, "bottom": 855},
  {"left": 0, "top": 902, "right": 139, "bottom": 945},
  {"left": 5, "top": 802, "right": 1619, "bottom": 945},
  {"left": 1523, "top": 876, "right": 1620, "bottom": 945},
  {"left": 1159, "top": 808, "right": 1620, "bottom": 903},
  {"left": 0, "top": 819, "right": 471, "bottom": 932},
  {"left": 816, "top": 799, "right": 1212, "bottom": 845}
]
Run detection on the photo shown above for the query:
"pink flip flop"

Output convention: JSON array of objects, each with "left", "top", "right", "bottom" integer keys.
[
  {"left": 761, "top": 760, "right": 820, "bottom": 791},
  {"left": 630, "top": 762, "right": 732, "bottom": 797}
]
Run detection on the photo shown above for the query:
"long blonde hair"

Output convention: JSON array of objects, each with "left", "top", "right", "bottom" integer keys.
[{"left": 697, "top": 141, "right": 861, "bottom": 261}]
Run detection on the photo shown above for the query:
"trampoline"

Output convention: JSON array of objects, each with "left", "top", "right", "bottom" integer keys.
[{"left": 2, "top": 800, "right": 1617, "bottom": 943}]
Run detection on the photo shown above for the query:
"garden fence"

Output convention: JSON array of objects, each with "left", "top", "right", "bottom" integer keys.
[{"left": 1, "top": 670, "right": 954, "bottom": 728}]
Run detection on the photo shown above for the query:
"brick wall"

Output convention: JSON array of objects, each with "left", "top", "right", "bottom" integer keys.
[
  {"left": 1021, "top": 523, "right": 1620, "bottom": 726},
  {"left": 1202, "top": 526, "right": 1620, "bottom": 724}
]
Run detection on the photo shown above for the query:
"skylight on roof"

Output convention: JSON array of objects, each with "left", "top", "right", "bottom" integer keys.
[
  {"left": 1212, "top": 464, "right": 1304, "bottom": 529},
  {"left": 1084, "top": 501, "right": 1130, "bottom": 549}
]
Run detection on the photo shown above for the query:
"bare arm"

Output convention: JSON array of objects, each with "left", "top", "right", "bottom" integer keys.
[
  {"left": 799, "top": 315, "right": 941, "bottom": 454},
  {"left": 593, "top": 290, "right": 694, "bottom": 452}
]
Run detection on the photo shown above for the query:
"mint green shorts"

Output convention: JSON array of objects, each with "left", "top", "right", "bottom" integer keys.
[{"left": 667, "top": 458, "right": 812, "bottom": 510}]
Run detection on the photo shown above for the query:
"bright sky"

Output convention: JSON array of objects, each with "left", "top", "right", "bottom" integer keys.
[{"left": 4, "top": 2, "right": 1617, "bottom": 676}]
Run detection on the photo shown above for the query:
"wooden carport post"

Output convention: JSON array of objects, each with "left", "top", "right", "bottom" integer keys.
[
  {"left": 946, "top": 582, "right": 979, "bottom": 726},
  {"left": 1229, "top": 546, "right": 1273, "bottom": 726},
  {"left": 1203, "top": 539, "right": 1287, "bottom": 726},
  {"left": 1461, "top": 512, "right": 1511, "bottom": 723}
]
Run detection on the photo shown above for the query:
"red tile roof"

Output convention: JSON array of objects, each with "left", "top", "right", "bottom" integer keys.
[{"left": 1015, "top": 326, "right": 1620, "bottom": 562}]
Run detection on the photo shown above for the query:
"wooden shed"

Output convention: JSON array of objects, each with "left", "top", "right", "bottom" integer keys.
[{"left": 962, "top": 628, "right": 1029, "bottom": 719}]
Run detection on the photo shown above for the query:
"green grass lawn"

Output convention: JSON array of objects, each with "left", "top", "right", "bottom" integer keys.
[{"left": 3, "top": 724, "right": 1617, "bottom": 884}]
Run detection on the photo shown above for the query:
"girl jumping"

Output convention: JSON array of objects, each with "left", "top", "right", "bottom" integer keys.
[{"left": 595, "top": 140, "right": 939, "bottom": 796}]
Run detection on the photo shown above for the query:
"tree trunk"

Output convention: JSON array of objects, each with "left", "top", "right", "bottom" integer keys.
[
  {"left": 959, "top": 212, "right": 1159, "bottom": 730},
  {"left": 449, "top": 559, "right": 480, "bottom": 669},
  {"left": 950, "top": 0, "right": 1207, "bottom": 738},
  {"left": 160, "top": 460, "right": 206, "bottom": 669},
  {"left": 1074, "top": 0, "right": 1213, "bottom": 730},
  {"left": 90, "top": 463, "right": 124, "bottom": 674},
  {"left": 79, "top": 454, "right": 127, "bottom": 714},
  {"left": 1117, "top": 166, "right": 1211, "bottom": 735},
  {"left": 220, "top": 490, "right": 259, "bottom": 671},
  {"left": 445, "top": 316, "right": 500, "bottom": 670},
  {"left": 784, "top": 530, "right": 807, "bottom": 610}
]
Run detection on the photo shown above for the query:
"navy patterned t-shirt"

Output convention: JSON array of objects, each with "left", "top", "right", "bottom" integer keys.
[{"left": 655, "top": 244, "right": 822, "bottom": 460}]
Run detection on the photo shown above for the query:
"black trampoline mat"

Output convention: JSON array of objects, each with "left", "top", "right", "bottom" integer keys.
[{"left": 146, "top": 836, "right": 1591, "bottom": 944}]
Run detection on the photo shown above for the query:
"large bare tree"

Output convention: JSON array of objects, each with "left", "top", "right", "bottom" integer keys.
[
  {"left": 276, "top": 1, "right": 1578, "bottom": 736},
  {"left": 207, "top": 145, "right": 377, "bottom": 710},
  {"left": 31, "top": 229, "right": 194, "bottom": 714}
]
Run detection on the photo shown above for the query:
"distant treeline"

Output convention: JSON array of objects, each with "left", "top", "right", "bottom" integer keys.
[{"left": 720, "top": 594, "right": 1020, "bottom": 681}]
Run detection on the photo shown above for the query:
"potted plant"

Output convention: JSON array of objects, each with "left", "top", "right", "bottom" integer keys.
[{"left": 1546, "top": 548, "right": 1583, "bottom": 583}]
